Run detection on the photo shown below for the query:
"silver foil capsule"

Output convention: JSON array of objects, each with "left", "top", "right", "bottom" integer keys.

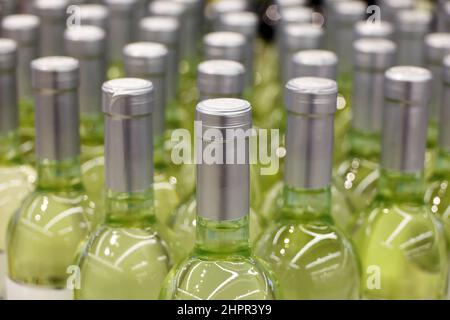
[
  {"left": 382, "top": 66, "right": 433, "bottom": 172},
  {"left": 196, "top": 98, "right": 252, "bottom": 220},
  {"left": 379, "top": 0, "right": 414, "bottom": 23},
  {"left": 284, "top": 77, "right": 338, "bottom": 189},
  {"left": 353, "top": 20, "right": 394, "bottom": 41},
  {"left": 103, "top": 78, "right": 154, "bottom": 193},
  {"left": 0, "top": 38, "right": 18, "bottom": 135},
  {"left": 31, "top": 56, "right": 80, "bottom": 162},
  {"left": 439, "top": 55, "right": 450, "bottom": 152},
  {"left": 291, "top": 50, "right": 338, "bottom": 80}
]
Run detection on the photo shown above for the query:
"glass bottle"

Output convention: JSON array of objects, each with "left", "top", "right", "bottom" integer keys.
[
  {"left": 425, "top": 56, "right": 450, "bottom": 272},
  {"left": 166, "top": 60, "right": 265, "bottom": 263},
  {"left": 139, "top": 16, "right": 181, "bottom": 129},
  {"left": 395, "top": 9, "right": 431, "bottom": 67},
  {"left": 1, "top": 14, "right": 40, "bottom": 158},
  {"left": 64, "top": 25, "right": 107, "bottom": 221},
  {"left": 160, "top": 98, "right": 279, "bottom": 300},
  {"left": 74, "top": 78, "right": 171, "bottom": 300},
  {"left": 354, "top": 66, "right": 448, "bottom": 300},
  {"left": 33, "top": 0, "right": 67, "bottom": 57},
  {"left": 335, "top": 38, "right": 396, "bottom": 230},
  {"left": 123, "top": 41, "right": 181, "bottom": 226},
  {"left": 255, "top": 77, "right": 360, "bottom": 299},
  {"left": 6, "top": 57, "right": 95, "bottom": 300},
  {"left": 424, "top": 33, "right": 450, "bottom": 149},
  {"left": 0, "top": 38, "right": 36, "bottom": 299},
  {"left": 103, "top": 0, "right": 137, "bottom": 79}
]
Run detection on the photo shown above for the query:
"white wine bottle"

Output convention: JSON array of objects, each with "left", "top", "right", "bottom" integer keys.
[
  {"left": 160, "top": 98, "right": 279, "bottom": 300},
  {"left": 0, "top": 38, "right": 36, "bottom": 299},
  {"left": 6, "top": 56, "right": 95, "bottom": 300},
  {"left": 75, "top": 78, "right": 171, "bottom": 300}
]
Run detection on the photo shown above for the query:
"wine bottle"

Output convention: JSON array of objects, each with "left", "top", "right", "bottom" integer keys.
[
  {"left": 425, "top": 56, "right": 450, "bottom": 280},
  {"left": 1, "top": 14, "right": 40, "bottom": 155},
  {"left": 218, "top": 11, "right": 258, "bottom": 88},
  {"left": 139, "top": 16, "right": 181, "bottom": 128},
  {"left": 33, "top": 0, "right": 67, "bottom": 57},
  {"left": 103, "top": 0, "right": 137, "bottom": 79},
  {"left": 74, "top": 78, "right": 171, "bottom": 300},
  {"left": 0, "top": 38, "right": 36, "bottom": 299},
  {"left": 395, "top": 9, "right": 431, "bottom": 66},
  {"left": 123, "top": 41, "right": 181, "bottom": 224},
  {"left": 335, "top": 38, "right": 396, "bottom": 226},
  {"left": 424, "top": 33, "right": 450, "bottom": 149},
  {"left": 255, "top": 77, "right": 360, "bottom": 299},
  {"left": 6, "top": 56, "right": 95, "bottom": 300},
  {"left": 166, "top": 60, "right": 264, "bottom": 263},
  {"left": 160, "top": 98, "right": 279, "bottom": 300},
  {"left": 354, "top": 66, "right": 449, "bottom": 300}
]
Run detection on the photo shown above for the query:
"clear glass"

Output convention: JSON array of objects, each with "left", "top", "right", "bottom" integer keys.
[
  {"left": 7, "top": 158, "right": 93, "bottom": 290},
  {"left": 258, "top": 181, "right": 355, "bottom": 234},
  {"left": 255, "top": 186, "right": 360, "bottom": 299},
  {"left": 165, "top": 194, "right": 263, "bottom": 264},
  {"left": 425, "top": 150, "right": 450, "bottom": 245},
  {"left": 353, "top": 169, "right": 449, "bottom": 299},
  {"left": 160, "top": 215, "right": 279, "bottom": 300},
  {"left": 74, "top": 188, "right": 171, "bottom": 300},
  {"left": 335, "top": 128, "right": 381, "bottom": 219}
]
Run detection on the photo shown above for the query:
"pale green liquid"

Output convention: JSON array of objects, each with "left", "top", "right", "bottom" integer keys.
[
  {"left": 165, "top": 195, "right": 263, "bottom": 264},
  {"left": 160, "top": 255, "right": 277, "bottom": 300},
  {"left": 354, "top": 202, "right": 448, "bottom": 299},
  {"left": 7, "top": 187, "right": 92, "bottom": 288},
  {"left": 256, "top": 221, "right": 360, "bottom": 299},
  {"left": 258, "top": 181, "right": 355, "bottom": 234},
  {"left": 75, "top": 226, "right": 170, "bottom": 300}
]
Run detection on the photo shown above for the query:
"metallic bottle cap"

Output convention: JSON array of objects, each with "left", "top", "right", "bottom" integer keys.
[
  {"left": 382, "top": 66, "right": 432, "bottom": 172},
  {"left": 437, "top": 0, "right": 450, "bottom": 32},
  {"left": 64, "top": 26, "right": 106, "bottom": 116},
  {"left": 439, "top": 55, "right": 450, "bottom": 152},
  {"left": 425, "top": 33, "right": 450, "bottom": 65},
  {"left": 103, "top": 0, "right": 137, "bottom": 63},
  {"left": 203, "top": 31, "right": 246, "bottom": 63},
  {"left": 78, "top": 4, "right": 109, "bottom": 29},
  {"left": 64, "top": 25, "right": 106, "bottom": 58},
  {"left": 354, "top": 21, "right": 394, "bottom": 40},
  {"left": 219, "top": 11, "right": 258, "bottom": 39},
  {"left": 33, "top": 0, "right": 68, "bottom": 56},
  {"left": 291, "top": 50, "right": 338, "bottom": 80},
  {"left": 0, "top": 0, "right": 16, "bottom": 16},
  {"left": 333, "top": 0, "right": 366, "bottom": 23},
  {"left": 31, "top": 56, "right": 79, "bottom": 90},
  {"left": 354, "top": 38, "right": 397, "bottom": 70},
  {"left": 139, "top": 16, "right": 179, "bottom": 46},
  {"left": 284, "top": 77, "right": 337, "bottom": 189},
  {"left": 0, "top": 38, "right": 18, "bottom": 135},
  {"left": 197, "top": 59, "right": 245, "bottom": 98},
  {"left": 283, "top": 23, "right": 323, "bottom": 52},
  {"left": 103, "top": 78, "right": 154, "bottom": 193},
  {"left": 123, "top": 42, "right": 168, "bottom": 75},
  {"left": 396, "top": 9, "right": 432, "bottom": 34},
  {"left": 275, "top": 0, "right": 307, "bottom": 9},
  {"left": 32, "top": 56, "right": 80, "bottom": 161},
  {"left": 123, "top": 42, "right": 168, "bottom": 137},
  {"left": 1, "top": 14, "right": 40, "bottom": 45},
  {"left": 172, "top": 0, "right": 203, "bottom": 57},
  {"left": 352, "top": 38, "right": 396, "bottom": 133},
  {"left": 207, "top": 0, "right": 248, "bottom": 25},
  {"left": 196, "top": 98, "right": 252, "bottom": 220}
]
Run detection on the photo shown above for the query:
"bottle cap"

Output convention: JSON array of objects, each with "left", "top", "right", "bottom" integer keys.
[
  {"left": 31, "top": 56, "right": 79, "bottom": 90},
  {"left": 64, "top": 25, "right": 106, "bottom": 58},
  {"left": 0, "top": 38, "right": 17, "bottom": 70},
  {"left": 123, "top": 42, "right": 168, "bottom": 75},
  {"left": 139, "top": 16, "right": 180, "bottom": 47},
  {"left": 1, "top": 14, "right": 40, "bottom": 45},
  {"left": 203, "top": 31, "right": 246, "bottom": 62},
  {"left": 354, "top": 21, "right": 394, "bottom": 40},
  {"left": 78, "top": 4, "right": 109, "bottom": 29},
  {"left": 425, "top": 33, "right": 450, "bottom": 65},
  {"left": 291, "top": 50, "right": 338, "bottom": 80},
  {"left": 197, "top": 59, "right": 245, "bottom": 97},
  {"left": 219, "top": 11, "right": 258, "bottom": 39},
  {"left": 354, "top": 38, "right": 397, "bottom": 70},
  {"left": 283, "top": 23, "right": 323, "bottom": 51},
  {"left": 396, "top": 9, "right": 432, "bottom": 34}
]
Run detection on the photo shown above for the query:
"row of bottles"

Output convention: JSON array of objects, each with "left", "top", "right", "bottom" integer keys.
[{"left": 0, "top": 0, "right": 449, "bottom": 300}]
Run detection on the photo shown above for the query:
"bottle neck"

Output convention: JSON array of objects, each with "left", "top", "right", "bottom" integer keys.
[
  {"left": 195, "top": 215, "right": 250, "bottom": 257},
  {"left": 433, "top": 149, "right": 450, "bottom": 179},
  {"left": 105, "top": 188, "right": 156, "bottom": 228},
  {"left": 36, "top": 157, "right": 83, "bottom": 191},
  {"left": 377, "top": 168, "right": 425, "bottom": 204},
  {"left": 0, "top": 131, "right": 21, "bottom": 164},
  {"left": 281, "top": 185, "right": 332, "bottom": 223},
  {"left": 347, "top": 128, "right": 381, "bottom": 161}
]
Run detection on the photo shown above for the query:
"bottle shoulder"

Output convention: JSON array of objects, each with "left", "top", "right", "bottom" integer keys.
[{"left": 160, "top": 254, "right": 278, "bottom": 300}]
